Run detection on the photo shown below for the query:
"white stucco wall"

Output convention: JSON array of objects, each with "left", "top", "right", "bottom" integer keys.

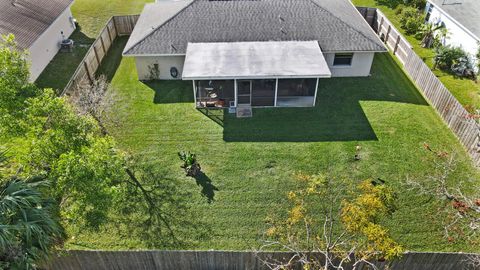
[
  {"left": 134, "top": 52, "right": 376, "bottom": 80},
  {"left": 324, "top": 52, "right": 376, "bottom": 77},
  {"left": 134, "top": 55, "right": 185, "bottom": 80},
  {"left": 427, "top": 2, "right": 479, "bottom": 62},
  {"left": 28, "top": 5, "right": 76, "bottom": 82}
]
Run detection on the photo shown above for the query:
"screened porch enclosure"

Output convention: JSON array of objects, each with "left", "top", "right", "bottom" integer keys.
[
  {"left": 195, "top": 80, "right": 235, "bottom": 108},
  {"left": 185, "top": 41, "right": 331, "bottom": 108},
  {"left": 194, "top": 78, "right": 319, "bottom": 108}
]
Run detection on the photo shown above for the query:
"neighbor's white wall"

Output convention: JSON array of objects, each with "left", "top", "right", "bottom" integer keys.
[
  {"left": 427, "top": 2, "right": 479, "bottom": 61},
  {"left": 28, "top": 5, "right": 76, "bottom": 82},
  {"left": 324, "top": 52, "right": 375, "bottom": 77},
  {"left": 134, "top": 55, "right": 185, "bottom": 80}
]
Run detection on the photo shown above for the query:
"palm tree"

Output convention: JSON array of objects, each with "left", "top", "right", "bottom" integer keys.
[
  {"left": 419, "top": 22, "right": 445, "bottom": 48},
  {"left": 0, "top": 178, "right": 65, "bottom": 269}
]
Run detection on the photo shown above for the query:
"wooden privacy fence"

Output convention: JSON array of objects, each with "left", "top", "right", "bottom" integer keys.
[
  {"left": 358, "top": 7, "right": 480, "bottom": 166},
  {"left": 46, "top": 250, "right": 478, "bottom": 270},
  {"left": 61, "top": 15, "right": 139, "bottom": 96}
]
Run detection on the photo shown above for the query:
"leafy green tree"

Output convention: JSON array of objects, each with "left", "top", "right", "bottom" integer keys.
[
  {"left": 403, "top": 0, "right": 426, "bottom": 9},
  {"left": 262, "top": 174, "right": 403, "bottom": 270},
  {"left": 1, "top": 35, "right": 125, "bottom": 230},
  {"left": 0, "top": 34, "right": 39, "bottom": 136},
  {"left": 0, "top": 178, "right": 65, "bottom": 269},
  {"left": 399, "top": 7, "right": 423, "bottom": 35}
]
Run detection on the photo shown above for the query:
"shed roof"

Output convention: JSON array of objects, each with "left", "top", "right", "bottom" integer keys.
[
  {"left": 430, "top": 0, "right": 480, "bottom": 40},
  {"left": 123, "top": 0, "right": 386, "bottom": 56},
  {"left": 0, "top": 0, "right": 74, "bottom": 50},
  {"left": 182, "top": 41, "right": 332, "bottom": 80}
]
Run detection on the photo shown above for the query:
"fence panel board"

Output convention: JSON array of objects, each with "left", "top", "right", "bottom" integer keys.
[{"left": 46, "top": 250, "right": 478, "bottom": 270}]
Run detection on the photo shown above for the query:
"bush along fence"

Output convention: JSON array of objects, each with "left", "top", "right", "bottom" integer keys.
[
  {"left": 358, "top": 7, "right": 480, "bottom": 167},
  {"left": 45, "top": 250, "right": 478, "bottom": 270},
  {"left": 61, "top": 15, "right": 140, "bottom": 96}
]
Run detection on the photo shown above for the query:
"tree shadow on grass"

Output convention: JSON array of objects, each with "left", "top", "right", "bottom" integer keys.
[{"left": 193, "top": 172, "right": 218, "bottom": 204}]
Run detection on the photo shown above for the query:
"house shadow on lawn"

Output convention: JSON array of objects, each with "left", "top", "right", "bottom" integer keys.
[
  {"left": 96, "top": 36, "right": 129, "bottom": 81},
  {"left": 200, "top": 54, "right": 428, "bottom": 142},
  {"left": 144, "top": 80, "right": 194, "bottom": 104}
]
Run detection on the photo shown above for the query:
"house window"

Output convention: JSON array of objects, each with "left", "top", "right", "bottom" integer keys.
[
  {"left": 425, "top": 2, "right": 433, "bottom": 22},
  {"left": 333, "top": 53, "right": 354, "bottom": 66}
]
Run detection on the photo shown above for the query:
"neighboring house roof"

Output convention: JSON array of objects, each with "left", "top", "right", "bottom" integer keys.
[
  {"left": 124, "top": 0, "right": 386, "bottom": 56},
  {"left": 429, "top": 0, "right": 480, "bottom": 40},
  {"left": 0, "top": 0, "right": 74, "bottom": 50}
]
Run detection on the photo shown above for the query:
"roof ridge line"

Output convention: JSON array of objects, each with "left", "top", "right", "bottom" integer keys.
[
  {"left": 308, "top": 0, "right": 384, "bottom": 51},
  {"left": 124, "top": 0, "right": 197, "bottom": 55}
]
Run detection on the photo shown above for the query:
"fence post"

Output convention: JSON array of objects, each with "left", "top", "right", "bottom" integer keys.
[
  {"left": 106, "top": 21, "right": 114, "bottom": 43},
  {"left": 112, "top": 16, "right": 119, "bottom": 36},
  {"left": 393, "top": 35, "right": 401, "bottom": 55},
  {"left": 83, "top": 61, "right": 93, "bottom": 83},
  {"left": 99, "top": 35, "right": 107, "bottom": 55},
  {"left": 385, "top": 25, "right": 391, "bottom": 45},
  {"left": 378, "top": 16, "right": 384, "bottom": 34},
  {"left": 93, "top": 45, "right": 101, "bottom": 66}
]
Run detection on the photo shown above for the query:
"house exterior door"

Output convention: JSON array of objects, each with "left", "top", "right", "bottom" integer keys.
[{"left": 237, "top": 80, "right": 252, "bottom": 105}]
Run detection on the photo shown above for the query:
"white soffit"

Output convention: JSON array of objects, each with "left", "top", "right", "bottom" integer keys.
[{"left": 182, "top": 41, "right": 332, "bottom": 80}]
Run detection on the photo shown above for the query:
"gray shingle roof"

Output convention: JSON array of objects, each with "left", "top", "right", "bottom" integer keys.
[
  {"left": 430, "top": 0, "right": 480, "bottom": 40},
  {"left": 124, "top": 0, "right": 386, "bottom": 55},
  {"left": 0, "top": 0, "right": 74, "bottom": 50}
]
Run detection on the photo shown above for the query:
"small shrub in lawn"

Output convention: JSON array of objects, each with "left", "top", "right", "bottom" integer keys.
[
  {"left": 399, "top": 7, "right": 423, "bottom": 35},
  {"left": 178, "top": 151, "right": 201, "bottom": 177}
]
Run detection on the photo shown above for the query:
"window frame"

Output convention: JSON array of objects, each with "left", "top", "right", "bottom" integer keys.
[{"left": 333, "top": 53, "right": 354, "bottom": 67}]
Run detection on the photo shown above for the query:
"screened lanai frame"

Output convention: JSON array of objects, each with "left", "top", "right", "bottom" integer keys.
[
  {"left": 183, "top": 40, "right": 331, "bottom": 108},
  {"left": 193, "top": 77, "right": 321, "bottom": 108}
]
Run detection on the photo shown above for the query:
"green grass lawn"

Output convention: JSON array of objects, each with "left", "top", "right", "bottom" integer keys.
[
  {"left": 65, "top": 37, "right": 480, "bottom": 252},
  {"left": 35, "top": 0, "right": 152, "bottom": 92},
  {"left": 353, "top": 0, "right": 480, "bottom": 109}
]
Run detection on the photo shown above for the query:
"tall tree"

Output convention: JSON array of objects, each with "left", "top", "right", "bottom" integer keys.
[
  {"left": 260, "top": 174, "right": 403, "bottom": 270},
  {"left": 0, "top": 34, "right": 39, "bottom": 136}
]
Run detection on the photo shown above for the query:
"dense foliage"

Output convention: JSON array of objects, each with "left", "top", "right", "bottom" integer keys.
[
  {"left": 0, "top": 178, "right": 65, "bottom": 270},
  {"left": 399, "top": 6, "right": 423, "bottom": 35},
  {"left": 264, "top": 174, "right": 403, "bottom": 269},
  {"left": 433, "top": 45, "right": 467, "bottom": 70},
  {"left": 1, "top": 34, "right": 202, "bottom": 261}
]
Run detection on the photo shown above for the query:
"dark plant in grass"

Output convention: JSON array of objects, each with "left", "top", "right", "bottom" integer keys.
[{"left": 178, "top": 151, "right": 201, "bottom": 177}]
